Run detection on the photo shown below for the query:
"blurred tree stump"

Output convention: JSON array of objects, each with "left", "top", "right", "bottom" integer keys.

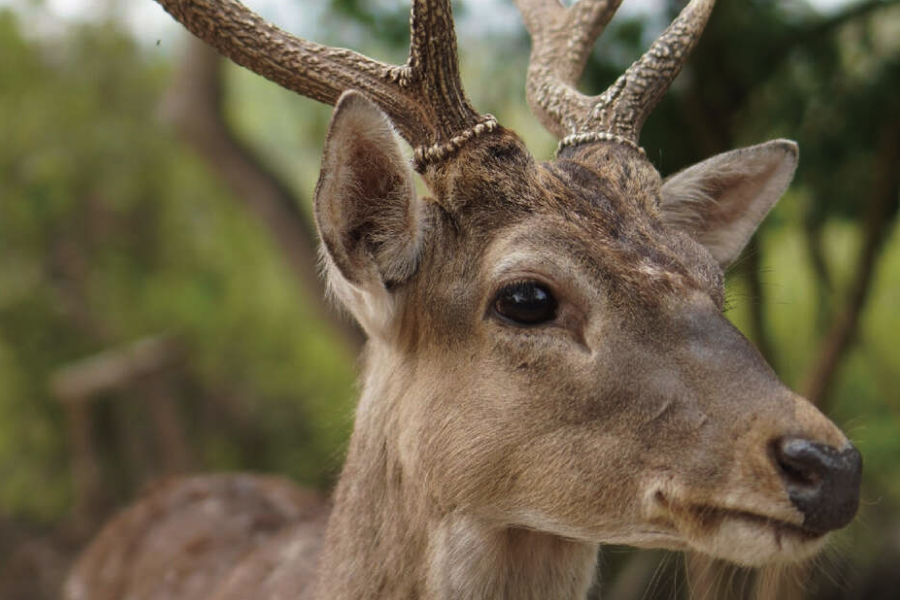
[{"left": 50, "top": 335, "right": 188, "bottom": 529}]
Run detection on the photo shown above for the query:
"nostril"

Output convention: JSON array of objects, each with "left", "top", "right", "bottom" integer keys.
[
  {"left": 771, "top": 437, "right": 862, "bottom": 535},
  {"left": 773, "top": 438, "right": 825, "bottom": 489}
]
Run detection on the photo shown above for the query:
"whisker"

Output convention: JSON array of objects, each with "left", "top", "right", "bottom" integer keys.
[{"left": 642, "top": 550, "right": 670, "bottom": 600}]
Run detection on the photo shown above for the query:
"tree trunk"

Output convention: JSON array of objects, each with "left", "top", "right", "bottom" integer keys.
[{"left": 801, "top": 122, "right": 900, "bottom": 408}]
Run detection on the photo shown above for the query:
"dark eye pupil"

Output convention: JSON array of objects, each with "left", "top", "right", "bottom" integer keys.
[{"left": 494, "top": 281, "right": 557, "bottom": 325}]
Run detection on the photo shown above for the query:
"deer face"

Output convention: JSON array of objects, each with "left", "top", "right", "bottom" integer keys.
[{"left": 315, "top": 93, "right": 861, "bottom": 568}]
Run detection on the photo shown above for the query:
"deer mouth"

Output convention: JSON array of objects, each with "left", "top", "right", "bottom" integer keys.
[
  {"left": 652, "top": 492, "right": 827, "bottom": 565},
  {"left": 684, "top": 504, "right": 823, "bottom": 544}
]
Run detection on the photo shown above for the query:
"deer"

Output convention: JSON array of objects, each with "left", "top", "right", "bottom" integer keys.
[{"left": 63, "top": 1, "right": 863, "bottom": 599}]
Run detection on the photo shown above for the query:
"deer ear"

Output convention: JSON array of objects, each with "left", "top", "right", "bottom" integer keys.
[
  {"left": 660, "top": 140, "right": 798, "bottom": 268},
  {"left": 314, "top": 91, "right": 423, "bottom": 334}
]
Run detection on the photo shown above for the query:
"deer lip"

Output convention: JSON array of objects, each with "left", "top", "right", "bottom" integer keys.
[
  {"left": 654, "top": 492, "right": 822, "bottom": 542},
  {"left": 685, "top": 503, "right": 823, "bottom": 542}
]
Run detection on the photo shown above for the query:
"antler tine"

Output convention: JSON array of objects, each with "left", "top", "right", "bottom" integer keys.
[
  {"left": 516, "top": 0, "right": 716, "bottom": 153},
  {"left": 565, "top": 0, "right": 625, "bottom": 81},
  {"left": 154, "top": 0, "right": 494, "bottom": 167},
  {"left": 591, "top": 0, "right": 716, "bottom": 145},
  {"left": 514, "top": 0, "right": 624, "bottom": 139},
  {"left": 405, "top": 1, "right": 482, "bottom": 137}
]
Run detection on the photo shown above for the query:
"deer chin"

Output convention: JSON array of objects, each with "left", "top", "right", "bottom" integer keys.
[{"left": 647, "top": 492, "right": 828, "bottom": 567}]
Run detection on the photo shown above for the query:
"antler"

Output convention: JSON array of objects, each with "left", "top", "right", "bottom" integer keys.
[
  {"left": 514, "top": 0, "right": 716, "bottom": 152},
  {"left": 154, "top": 0, "right": 497, "bottom": 169}
]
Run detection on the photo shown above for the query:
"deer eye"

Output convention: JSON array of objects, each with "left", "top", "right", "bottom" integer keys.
[{"left": 493, "top": 281, "right": 558, "bottom": 326}]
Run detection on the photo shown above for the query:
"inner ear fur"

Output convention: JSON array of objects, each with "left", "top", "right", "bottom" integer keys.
[
  {"left": 314, "top": 91, "right": 423, "bottom": 292},
  {"left": 660, "top": 139, "right": 799, "bottom": 268}
]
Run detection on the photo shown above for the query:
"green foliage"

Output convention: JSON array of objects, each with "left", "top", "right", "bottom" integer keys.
[
  {"left": 0, "top": 9, "right": 356, "bottom": 522},
  {"left": 0, "top": 1, "right": 898, "bottom": 597},
  {"left": 329, "top": 0, "right": 410, "bottom": 47}
]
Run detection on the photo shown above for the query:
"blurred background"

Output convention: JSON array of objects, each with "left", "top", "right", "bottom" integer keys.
[{"left": 0, "top": 0, "right": 897, "bottom": 598}]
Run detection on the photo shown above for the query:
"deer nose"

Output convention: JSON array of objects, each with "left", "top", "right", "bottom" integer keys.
[{"left": 772, "top": 437, "right": 862, "bottom": 535}]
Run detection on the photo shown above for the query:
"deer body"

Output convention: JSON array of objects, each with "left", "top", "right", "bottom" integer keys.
[{"left": 65, "top": 1, "right": 862, "bottom": 599}]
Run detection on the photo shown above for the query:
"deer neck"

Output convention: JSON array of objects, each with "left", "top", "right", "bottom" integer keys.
[{"left": 313, "top": 345, "right": 599, "bottom": 600}]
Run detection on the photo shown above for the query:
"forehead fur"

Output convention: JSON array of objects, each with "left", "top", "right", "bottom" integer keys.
[{"left": 422, "top": 132, "right": 723, "bottom": 307}]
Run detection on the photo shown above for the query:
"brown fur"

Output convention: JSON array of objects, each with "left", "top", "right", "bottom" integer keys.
[{"left": 64, "top": 475, "right": 327, "bottom": 600}]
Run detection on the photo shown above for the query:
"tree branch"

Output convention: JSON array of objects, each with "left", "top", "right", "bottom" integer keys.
[
  {"left": 802, "top": 121, "right": 900, "bottom": 406},
  {"left": 768, "top": 0, "right": 900, "bottom": 64},
  {"left": 796, "top": 0, "right": 898, "bottom": 47},
  {"left": 162, "top": 37, "right": 365, "bottom": 355}
]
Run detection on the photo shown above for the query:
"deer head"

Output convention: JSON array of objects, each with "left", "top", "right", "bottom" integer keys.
[{"left": 157, "top": 0, "right": 861, "bottom": 586}]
